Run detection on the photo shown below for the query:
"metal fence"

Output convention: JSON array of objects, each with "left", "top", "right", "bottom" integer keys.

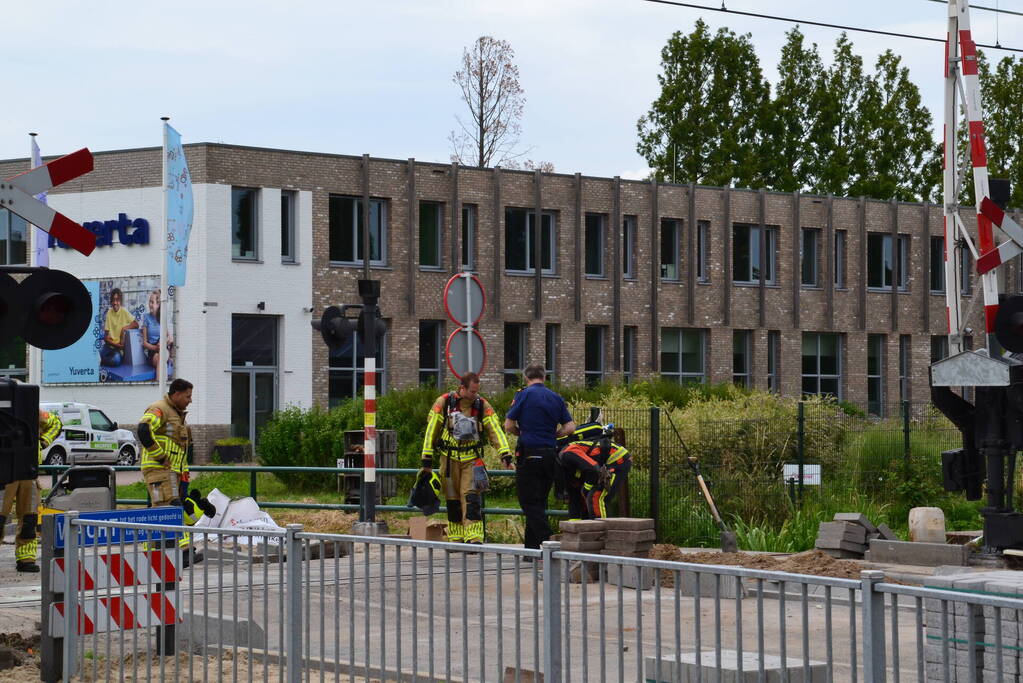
[
  {"left": 51, "top": 514, "right": 1023, "bottom": 682},
  {"left": 593, "top": 401, "right": 966, "bottom": 545}
]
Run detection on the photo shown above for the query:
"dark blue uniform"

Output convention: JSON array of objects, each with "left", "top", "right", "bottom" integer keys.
[{"left": 507, "top": 383, "right": 573, "bottom": 549}]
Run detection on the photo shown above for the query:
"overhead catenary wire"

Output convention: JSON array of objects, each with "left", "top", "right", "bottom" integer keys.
[
  {"left": 924, "top": 0, "right": 1023, "bottom": 19},
  {"left": 643, "top": 0, "right": 1023, "bottom": 53}
]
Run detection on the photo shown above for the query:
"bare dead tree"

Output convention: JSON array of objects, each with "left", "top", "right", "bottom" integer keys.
[{"left": 450, "top": 36, "right": 527, "bottom": 168}]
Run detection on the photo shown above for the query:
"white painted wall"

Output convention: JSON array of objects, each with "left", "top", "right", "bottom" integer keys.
[{"left": 31, "top": 184, "right": 314, "bottom": 427}]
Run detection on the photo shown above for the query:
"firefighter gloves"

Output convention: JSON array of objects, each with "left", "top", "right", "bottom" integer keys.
[{"left": 471, "top": 458, "right": 490, "bottom": 492}]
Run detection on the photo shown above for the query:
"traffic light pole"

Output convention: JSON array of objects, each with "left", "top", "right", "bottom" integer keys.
[{"left": 353, "top": 279, "right": 388, "bottom": 536}]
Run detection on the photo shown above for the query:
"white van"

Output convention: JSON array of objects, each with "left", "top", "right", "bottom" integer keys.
[{"left": 40, "top": 402, "right": 140, "bottom": 466}]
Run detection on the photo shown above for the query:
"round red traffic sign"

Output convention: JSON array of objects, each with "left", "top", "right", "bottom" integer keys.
[
  {"left": 446, "top": 328, "right": 486, "bottom": 379},
  {"left": 443, "top": 273, "right": 486, "bottom": 327}
]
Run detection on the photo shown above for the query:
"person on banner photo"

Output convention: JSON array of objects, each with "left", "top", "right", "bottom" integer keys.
[
  {"left": 141, "top": 289, "right": 173, "bottom": 373},
  {"left": 100, "top": 287, "right": 139, "bottom": 367}
]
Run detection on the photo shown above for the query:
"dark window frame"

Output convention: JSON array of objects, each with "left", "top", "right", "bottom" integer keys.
[
  {"left": 232, "top": 187, "right": 260, "bottom": 261},
  {"left": 660, "top": 218, "right": 681, "bottom": 281},
  {"left": 419, "top": 201, "right": 443, "bottom": 270},
  {"left": 732, "top": 223, "right": 777, "bottom": 285},
  {"left": 328, "top": 195, "right": 388, "bottom": 267},
  {"left": 281, "top": 190, "right": 297, "bottom": 263},
  {"left": 660, "top": 328, "right": 706, "bottom": 383},
  {"left": 505, "top": 208, "right": 556, "bottom": 274}
]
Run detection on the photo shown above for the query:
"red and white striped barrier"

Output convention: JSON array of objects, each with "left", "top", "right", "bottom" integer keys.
[
  {"left": 2, "top": 147, "right": 96, "bottom": 255},
  {"left": 977, "top": 197, "right": 1023, "bottom": 274},
  {"left": 49, "top": 590, "right": 179, "bottom": 637},
  {"left": 51, "top": 550, "right": 179, "bottom": 590}
]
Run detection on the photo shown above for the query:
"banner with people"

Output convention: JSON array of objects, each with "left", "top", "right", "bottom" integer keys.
[{"left": 42, "top": 275, "right": 174, "bottom": 384}]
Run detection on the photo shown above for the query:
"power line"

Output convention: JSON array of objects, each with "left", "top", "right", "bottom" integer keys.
[
  {"left": 924, "top": 0, "right": 1023, "bottom": 19},
  {"left": 643, "top": 0, "right": 1023, "bottom": 53}
]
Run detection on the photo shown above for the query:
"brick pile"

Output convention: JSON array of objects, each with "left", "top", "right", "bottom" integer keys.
[
  {"left": 557, "top": 519, "right": 607, "bottom": 552},
  {"left": 600, "top": 518, "right": 656, "bottom": 558},
  {"left": 814, "top": 512, "right": 897, "bottom": 559},
  {"left": 921, "top": 571, "right": 1023, "bottom": 682}
]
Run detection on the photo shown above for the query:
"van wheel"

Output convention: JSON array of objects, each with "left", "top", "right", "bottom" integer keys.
[
  {"left": 47, "top": 446, "right": 67, "bottom": 466},
  {"left": 117, "top": 445, "right": 136, "bottom": 466}
]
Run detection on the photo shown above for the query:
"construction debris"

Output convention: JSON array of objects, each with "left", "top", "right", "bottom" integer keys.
[{"left": 814, "top": 513, "right": 883, "bottom": 559}]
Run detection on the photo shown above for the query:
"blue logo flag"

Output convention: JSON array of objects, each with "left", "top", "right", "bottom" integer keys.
[{"left": 165, "top": 124, "right": 193, "bottom": 287}]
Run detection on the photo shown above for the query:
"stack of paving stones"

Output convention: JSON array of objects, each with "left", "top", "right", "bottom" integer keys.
[
  {"left": 600, "top": 518, "right": 656, "bottom": 590},
  {"left": 924, "top": 571, "right": 1023, "bottom": 683},
  {"left": 557, "top": 519, "right": 607, "bottom": 552},
  {"left": 558, "top": 519, "right": 606, "bottom": 584},
  {"left": 814, "top": 512, "right": 896, "bottom": 559}
]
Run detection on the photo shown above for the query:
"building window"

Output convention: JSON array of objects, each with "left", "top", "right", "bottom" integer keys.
[
  {"left": 231, "top": 187, "right": 259, "bottom": 261},
  {"left": 834, "top": 230, "right": 847, "bottom": 288},
  {"left": 623, "top": 215, "right": 637, "bottom": 279},
  {"left": 931, "top": 335, "right": 949, "bottom": 362},
  {"left": 867, "top": 233, "right": 909, "bottom": 290},
  {"left": 767, "top": 330, "right": 780, "bottom": 392},
  {"left": 899, "top": 334, "right": 911, "bottom": 403},
  {"left": 930, "top": 236, "right": 945, "bottom": 292},
  {"left": 660, "top": 219, "right": 681, "bottom": 280},
  {"left": 867, "top": 334, "right": 885, "bottom": 416},
  {"left": 733, "top": 330, "right": 751, "bottom": 387},
  {"left": 280, "top": 190, "right": 297, "bottom": 263},
  {"left": 584, "top": 326, "right": 606, "bottom": 388},
  {"left": 623, "top": 326, "right": 637, "bottom": 384},
  {"left": 0, "top": 337, "right": 26, "bottom": 381},
  {"left": 328, "top": 195, "right": 388, "bottom": 266},
  {"left": 733, "top": 224, "right": 777, "bottom": 285},
  {"left": 0, "top": 209, "right": 28, "bottom": 265},
  {"left": 419, "top": 201, "right": 442, "bottom": 269},
  {"left": 661, "top": 328, "right": 705, "bottom": 383},
  {"left": 504, "top": 323, "right": 528, "bottom": 388},
  {"left": 505, "top": 208, "right": 555, "bottom": 273},
  {"left": 801, "top": 228, "right": 821, "bottom": 287},
  {"left": 961, "top": 247, "right": 973, "bottom": 296},
  {"left": 419, "top": 320, "right": 444, "bottom": 387},
  {"left": 584, "top": 214, "right": 606, "bottom": 277},
  {"left": 802, "top": 332, "right": 841, "bottom": 398},
  {"left": 461, "top": 204, "right": 477, "bottom": 270},
  {"left": 697, "top": 221, "right": 710, "bottom": 283},
  {"left": 545, "top": 324, "right": 559, "bottom": 385},
  {"left": 328, "top": 332, "right": 388, "bottom": 406}
]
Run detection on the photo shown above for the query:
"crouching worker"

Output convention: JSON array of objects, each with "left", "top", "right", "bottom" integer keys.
[
  {"left": 558, "top": 424, "right": 631, "bottom": 520},
  {"left": 420, "top": 373, "right": 511, "bottom": 545}
]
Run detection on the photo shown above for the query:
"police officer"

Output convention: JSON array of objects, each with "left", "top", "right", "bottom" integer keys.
[
  {"left": 0, "top": 408, "right": 62, "bottom": 572},
  {"left": 138, "top": 378, "right": 192, "bottom": 507},
  {"left": 503, "top": 364, "right": 576, "bottom": 550}
]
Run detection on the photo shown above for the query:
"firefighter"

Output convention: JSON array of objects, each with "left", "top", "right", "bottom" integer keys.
[
  {"left": 558, "top": 425, "right": 631, "bottom": 520},
  {"left": 421, "top": 372, "right": 511, "bottom": 545},
  {"left": 0, "top": 408, "right": 62, "bottom": 572},
  {"left": 138, "top": 378, "right": 192, "bottom": 508}
]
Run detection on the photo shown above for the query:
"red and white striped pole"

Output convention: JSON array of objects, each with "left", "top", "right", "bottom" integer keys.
[{"left": 362, "top": 355, "right": 377, "bottom": 523}]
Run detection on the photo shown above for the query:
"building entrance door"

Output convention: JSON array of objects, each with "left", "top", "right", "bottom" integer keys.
[{"left": 231, "top": 316, "right": 278, "bottom": 446}]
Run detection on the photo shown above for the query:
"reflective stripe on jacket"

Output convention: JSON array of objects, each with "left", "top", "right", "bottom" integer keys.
[
  {"left": 421, "top": 392, "right": 511, "bottom": 463},
  {"left": 139, "top": 396, "right": 189, "bottom": 475}
]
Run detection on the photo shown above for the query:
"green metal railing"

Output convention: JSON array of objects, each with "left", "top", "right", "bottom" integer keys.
[{"left": 39, "top": 464, "right": 568, "bottom": 519}]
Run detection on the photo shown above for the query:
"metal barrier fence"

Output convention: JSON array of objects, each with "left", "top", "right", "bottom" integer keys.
[
  {"left": 596, "top": 401, "right": 965, "bottom": 545},
  {"left": 51, "top": 514, "right": 1023, "bottom": 682}
]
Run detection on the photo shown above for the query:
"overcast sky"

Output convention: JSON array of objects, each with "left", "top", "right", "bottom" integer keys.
[{"left": 5, "top": 1, "right": 1022, "bottom": 180}]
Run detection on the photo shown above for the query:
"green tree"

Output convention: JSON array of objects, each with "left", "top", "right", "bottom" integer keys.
[
  {"left": 636, "top": 19, "right": 773, "bottom": 187},
  {"left": 810, "top": 34, "right": 868, "bottom": 196},
  {"left": 851, "top": 50, "right": 938, "bottom": 201},
  {"left": 766, "top": 27, "right": 826, "bottom": 192}
]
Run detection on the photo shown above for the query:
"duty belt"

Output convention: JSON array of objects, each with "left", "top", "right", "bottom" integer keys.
[{"left": 518, "top": 446, "right": 557, "bottom": 459}]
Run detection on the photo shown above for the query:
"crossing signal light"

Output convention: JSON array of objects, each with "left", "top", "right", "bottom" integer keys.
[
  {"left": 0, "top": 378, "right": 40, "bottom": 488},
  {"left": 312, "top": 305, "right": 356, "bottom": 350},
  {"left": 0, "top": 269, "right": 91, "bottom": 350},
  {"left": 996, "top": 295, "right": 1023, "bottom": 353}
]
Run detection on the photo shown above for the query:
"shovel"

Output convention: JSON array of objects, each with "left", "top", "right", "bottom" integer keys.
[{"left": 686, "top": 456, "right": 739, "bottom": 553}]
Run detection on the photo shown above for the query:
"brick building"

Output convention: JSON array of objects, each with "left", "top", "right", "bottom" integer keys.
[{"left": 0, "top": 143, "right": 1002, "bottom": 459}]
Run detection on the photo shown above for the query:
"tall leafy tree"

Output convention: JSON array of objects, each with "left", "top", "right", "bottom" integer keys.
[
  {"left": 636, "top": 20, "right": 773, "bottom": 187},
  {"left": 809, "top": 34, "right": 868, "bottom": 196},
  {"left": 849, "top": 50, "right": 938, "bottom": 201},
  {"left": 766, "top": 27, "right": 826, "bottom": 192}
]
